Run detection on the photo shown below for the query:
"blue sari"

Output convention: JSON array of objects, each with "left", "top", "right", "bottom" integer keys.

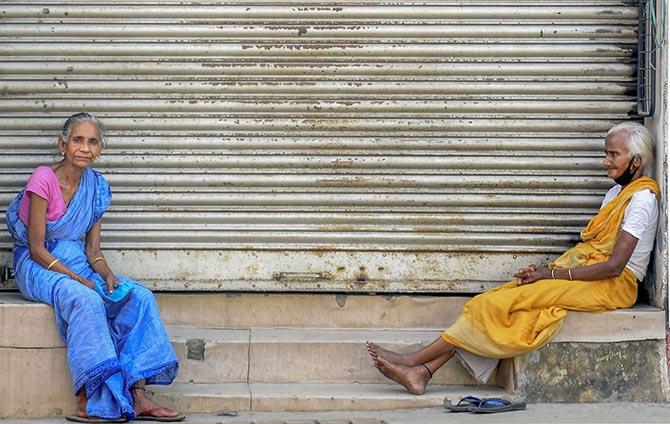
[{"left": 6, "top": 167, "right": 178, "bottom": 419}]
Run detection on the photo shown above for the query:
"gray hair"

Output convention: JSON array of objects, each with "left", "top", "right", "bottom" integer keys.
[
  {"left": 61, "top": 112, "right": 107, "bottom": 148},
  {"left": 607, "top": 122, "right": 654, "bottom": 176}
]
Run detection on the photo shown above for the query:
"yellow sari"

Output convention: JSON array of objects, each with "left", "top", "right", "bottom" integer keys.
[{"left": 442, "top": 177, "right": 660, "bottom": 358}]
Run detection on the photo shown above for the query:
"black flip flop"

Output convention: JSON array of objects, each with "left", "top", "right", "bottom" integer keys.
[
  {"left": 443, "top": 395, "right": 481, "bottom": 412},
  {"left": 467, "top": 397, "right": 526, "bottom": 413}
]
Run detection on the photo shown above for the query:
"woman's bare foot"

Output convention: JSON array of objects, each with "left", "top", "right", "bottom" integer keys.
[
  {"left": 132, "top": 387, "right": 184, "bottom": 421},
  {"left": 372, "top": 356, "right": 431, "bottom": 395},
  {"left": 366, "top": 341, "right": 411, "bottom": 366}
]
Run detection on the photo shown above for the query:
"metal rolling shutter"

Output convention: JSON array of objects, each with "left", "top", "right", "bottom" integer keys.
[{"left": 0, "top": 1, "right": 641, "bottom": 292}]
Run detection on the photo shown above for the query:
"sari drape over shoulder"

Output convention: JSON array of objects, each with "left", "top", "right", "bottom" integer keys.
[
  {"left": 6, "top": 167, "right": 178, "bottom": 419},
  {"left": 442, "top": 177, "right": 660, "bottom": 361}
]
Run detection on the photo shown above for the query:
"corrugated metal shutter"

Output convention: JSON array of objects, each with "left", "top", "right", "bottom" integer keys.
[{"left": 0, "top": 1, "right": 641, "bottom": 292}]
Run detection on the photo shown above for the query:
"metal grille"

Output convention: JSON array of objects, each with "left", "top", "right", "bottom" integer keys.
[
  {"left": 637, "top": 0, "right": 658, "bottom": 116},
  {"left": 0, "top": 1, "right": 642, "bottom": 291}
]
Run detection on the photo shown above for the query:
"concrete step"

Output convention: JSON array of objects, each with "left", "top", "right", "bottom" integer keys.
[
  {"left": 0, "top": 346, "right": 72, "bottom": 418},
  {"left": 4, "top": 292, "right": 665, "bottom": 341},
  {"left": 3, "top": 289, "right": 663, "bottom": 348},
  {"left": 0, "top": 293, "right": 62, "bottom": 348},
  {"left": 169, "top": 327, "right": 483, "bottom": 385},
  {"left": 156, "top": 293, "right": 466, "bottom": 328},
  {"left": 148, "top": 382, "right": 509, "bottom": 413},
  {"left": 1, "top": 291, "right": 667, "bottom": 418}
]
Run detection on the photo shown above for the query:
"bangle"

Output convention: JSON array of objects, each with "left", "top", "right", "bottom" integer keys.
[
  {"left": 568, "top": 269, "right": 573, "bottom": 281},
  {"left": 91, "top": 256, "right": 106, "bottom": 265},
  {"left": 47, "top": 258, "right": 59, "bottom": 270},
  {"left": 551, "top": 268, "right": 556, "bottom": 279}
]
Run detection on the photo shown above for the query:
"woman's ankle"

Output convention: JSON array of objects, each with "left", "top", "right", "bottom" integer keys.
[
  {"left": 74, "top": 388, "right": 87, "bottom": 414},
  {"left": 404, "top": 356, "right": 422, "bottom": 367}
]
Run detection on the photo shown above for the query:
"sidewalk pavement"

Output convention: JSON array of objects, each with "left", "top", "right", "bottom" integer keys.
[{"left": 2, "top": 403, "right": 670, "bottom": 424}]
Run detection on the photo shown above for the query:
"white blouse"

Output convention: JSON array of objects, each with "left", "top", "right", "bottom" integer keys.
[{"left": 600, "top": 186, "right": 659, "bottom": 280}]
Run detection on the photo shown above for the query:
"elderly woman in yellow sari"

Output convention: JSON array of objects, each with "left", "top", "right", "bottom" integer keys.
[{"left": 366, "top": 122, "right": 660, "bottom": 396}]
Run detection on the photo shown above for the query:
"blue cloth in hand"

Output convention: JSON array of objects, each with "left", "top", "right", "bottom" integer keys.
[{"left": 95, "top": 282, "right": 133, "bottom": 303}]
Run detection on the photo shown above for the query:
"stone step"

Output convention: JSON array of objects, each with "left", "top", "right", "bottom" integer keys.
[
  {"left": 1, "top": 291, "right": 667, "bottom": 418},
  {"left": 156, "top": 293, "right": 466, "bottom": 329},
  {"left": 3, "top": 289, "right": 663, "bottom": 348},
  {"left": 4, "top": 292, "right": 665, "bottom": 341},
  {"left": 0, "top": 293, "right": 63, "bottom": 348},
  {"left": 147, "top": 382, "right": 509, "bottom": 413},
  {"left": 0, "top": 346, "right": 72, "bottom": 418},
  {"left": 169, "top": 326, "right": 483, "bottom": 385}
]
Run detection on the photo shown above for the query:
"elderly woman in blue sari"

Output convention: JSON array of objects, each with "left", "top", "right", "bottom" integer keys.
[{"left": 5, "top": 113, "right": 184, "bottom": 423}]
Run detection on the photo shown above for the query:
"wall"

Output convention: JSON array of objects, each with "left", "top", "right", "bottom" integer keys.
[{"left": 645, "top": 0, "right": 668, "bottom": 312}]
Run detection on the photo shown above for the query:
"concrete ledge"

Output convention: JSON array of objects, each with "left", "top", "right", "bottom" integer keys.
[
  {"left": 0, "top": 293, "right": 63, "bottom": 348},
  {"left": 155, "top": 293, "right": 467, "bottom": 328},
  {"left": 555, "top": 305, "right": 666, "bottom": 343},
  {"left": 1, "top": 292, "right": 665, "bottom": 345}
]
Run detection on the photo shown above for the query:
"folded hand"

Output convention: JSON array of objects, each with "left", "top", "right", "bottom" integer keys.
[{"left": 514, "top": 264, "right": 551, "bottom": 285}]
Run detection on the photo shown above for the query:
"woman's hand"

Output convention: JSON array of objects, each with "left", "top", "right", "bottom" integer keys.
[
  {"left": 74, "top": 275, "right": 96, "bottom": 290},
  {"left": 104, "top": 274, "right": 120, "bottom": 294},
  {"left": 514, "top": 264, "right": 551, "bottom": 286},
  {"left": 85, "top": 219, "right": 119, "bottom": 294}
]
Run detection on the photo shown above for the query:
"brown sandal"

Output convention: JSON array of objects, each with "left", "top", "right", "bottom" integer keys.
[{"left": 134, "top": 407, "right": 185, "bottom": 422}]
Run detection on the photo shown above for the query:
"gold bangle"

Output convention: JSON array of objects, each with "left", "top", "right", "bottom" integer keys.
[
  {"left": 551, "top": 268, "right": 556, "bottom": 279},
  {"left": 568, "top": 269, "right": 573, "bottom": 281},
  {"left": 47, "top": 258, "right": 59, "bottom": 270},
  {"left": 91, "top": 256, "right": 106, "bottom": 265}
]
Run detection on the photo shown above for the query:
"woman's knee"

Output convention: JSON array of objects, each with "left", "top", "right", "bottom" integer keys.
[
  {"left": 59, "top": 282, "right": 105, "bottom": 312},
  {"left": 130, "top": 283, "right": 157, "bottom": 307}
]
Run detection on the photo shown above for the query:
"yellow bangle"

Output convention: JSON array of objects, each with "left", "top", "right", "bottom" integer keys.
[
  {"left": 551, "top": 268, "right": 556, "bottom": 279},
  {"left": 91, "top": 256, "right": 106, "bottom": 265},
  {"left": 47, "top": 258, "right": 59, "bottom": 270}
]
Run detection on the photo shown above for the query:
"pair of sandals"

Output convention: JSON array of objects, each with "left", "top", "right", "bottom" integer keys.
[{"left": 444, "top": 395, "right": 526, "bottom": 414}]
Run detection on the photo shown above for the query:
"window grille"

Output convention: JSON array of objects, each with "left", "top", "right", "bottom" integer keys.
[{"left": 637, "top": 0, "right": 662, "bottom": 116}]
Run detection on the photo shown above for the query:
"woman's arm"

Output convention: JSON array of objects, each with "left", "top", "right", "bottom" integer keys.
[
  {"left": 27, "top": 193, "right": 95, "bottom": 289},
  {"left": 85, "top": 219, "right": 119, "bottom": 293},
  {"left": 515, "top": 230, "right": 639, "bottom": 285}
]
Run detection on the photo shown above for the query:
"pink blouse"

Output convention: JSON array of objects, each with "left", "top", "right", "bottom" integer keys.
[{"left": 18, "top": 166, "right": 67, "bottom": 225}]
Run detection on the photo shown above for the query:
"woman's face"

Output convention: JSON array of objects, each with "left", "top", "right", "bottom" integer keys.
[
  {"left": 59, "top": 120, "right": 103, "bottom": 169},
  {"left": 603, "top": 131, "right": 637, "bottom": 180}
]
